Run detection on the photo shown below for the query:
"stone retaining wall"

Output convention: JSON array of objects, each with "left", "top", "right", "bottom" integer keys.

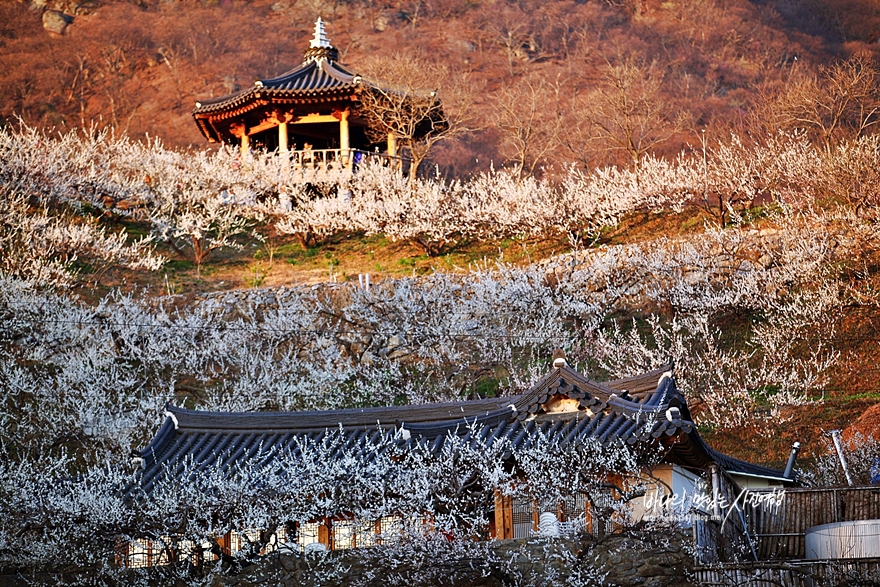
[
  {"left": 219, "top": 533, "right": 695, "bottom": 587},
  {"left": 0, "top": 533, "right": 696, "bottom": 586}
]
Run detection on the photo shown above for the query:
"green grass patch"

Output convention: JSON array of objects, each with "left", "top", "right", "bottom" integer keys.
[
  {"left": 164, "top": 259, "right": 194, "bottom": 272},
  {"left": 121, "top": 221, "right": 152, "bottom": 239},
  {"left": 679, "top": 214, "right": 705, "bottom": 232},
  {"left": 470, "top": 376, "right": 501, "bottom": 399},
  {"left": 844, "top": 392, "right": 880, "bottom": 402},
  {"left": 69, "top": 260, "right": 95, "bottom": 274}
]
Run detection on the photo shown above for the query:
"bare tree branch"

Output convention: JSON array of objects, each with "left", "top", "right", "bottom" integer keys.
[{"left": 357, "top": 54, "right": 482, "bottom": 180}]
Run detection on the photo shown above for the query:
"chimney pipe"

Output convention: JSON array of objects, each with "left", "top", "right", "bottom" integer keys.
[{"left": 783, "top": 441, "right": 801, "bottom": 479}]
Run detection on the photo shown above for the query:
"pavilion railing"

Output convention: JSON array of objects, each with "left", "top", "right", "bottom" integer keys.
[{"left": 284, "top": 148, "right": 409, "bottom": 175}]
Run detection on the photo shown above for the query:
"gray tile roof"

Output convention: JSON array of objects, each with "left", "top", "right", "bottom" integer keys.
[
  {"left": 193, "top": 60, "right": 360, "bottom": 116},
  {"left": 135, "top": 364, "right": 787, "bottom": 495}
]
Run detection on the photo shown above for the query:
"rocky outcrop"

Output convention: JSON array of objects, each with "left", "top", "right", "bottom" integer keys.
[
  {"left": 41, "top": 9, "right": 72, "bottom": 35},
  {"left": 34, "top": 0, "right": 98, "bottom": 35}
]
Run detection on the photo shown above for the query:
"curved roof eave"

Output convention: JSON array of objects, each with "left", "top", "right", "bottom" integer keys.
[
  {"left": 192, "top": 60, "right": 362, "bottom": 116},
  {"left": 133, "top": 363, "right": 792, "bottom": 495}
]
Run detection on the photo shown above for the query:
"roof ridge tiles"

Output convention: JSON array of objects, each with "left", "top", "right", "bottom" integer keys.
[
  {"left": 165, "top": 396, "right": 520, "bottom": 431},
  {"left": 132, "top": 364, "right": 791, "bottom": 498},
  {"left": 258, "top": 60, "right": 351, "bottom": 89},
  {"left": 605, "top": 364, "right": 673, "bottom": 390}
]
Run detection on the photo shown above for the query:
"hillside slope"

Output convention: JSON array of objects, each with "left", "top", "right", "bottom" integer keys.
[{"left": 3, "top": 0, "right": 880, "bottom": 173}]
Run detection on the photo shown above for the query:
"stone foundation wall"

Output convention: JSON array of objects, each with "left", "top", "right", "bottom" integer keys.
[
  {"left": 0, "top": 533, "right": 696, "bottom": 586},
  {"left": 220, "top": 533, "right": 696, "bottom": 587}
]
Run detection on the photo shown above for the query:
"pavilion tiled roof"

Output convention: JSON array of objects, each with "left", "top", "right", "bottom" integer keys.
[
  {"left": 134, "top": 363, "right": 787, "bottom": 495},
  {"left": 192, "top": 59, "right": 361, "bottom": 116}
]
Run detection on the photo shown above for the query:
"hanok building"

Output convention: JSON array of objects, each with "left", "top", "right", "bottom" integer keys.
[
  {"left": 192, "top": 18, "right": 443, "bottom": 173},
  {"left": 126, "top": 354, "right": 792, "bottom": 567}
]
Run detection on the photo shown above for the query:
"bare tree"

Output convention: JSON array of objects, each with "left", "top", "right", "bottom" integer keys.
[
  {"left": 573, "top": 57, "right": 689, "bottom": 168},
  {"left": 768, "top": 54, "right": 880, "bottom": 153},
  {"left": 357, "top": 54, "right": 481, "bottom": 180},
  {"left": 490, "top": 16, "right": 533, "bottom": 76},
  {"left": 817, "top": 134, "right": 880, "bottom": 217},
  {"left": 492, "top": 74, "right": 565, "bottom": 179}
]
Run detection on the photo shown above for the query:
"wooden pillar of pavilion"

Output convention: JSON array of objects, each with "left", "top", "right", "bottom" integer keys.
[
  {"left": 387, "top": 133, "right": 398, "bottom": 173},
  {"left": 229, "top": 123, "right": 250, "bottom": 157},
  {"left": 279, "top": 122, "right": 289, "bottom": 153},
  {"left": 387, "top": 132, "right": 397, "bottom": 157},
  {"left": 339, "top": 110, "right": 350, "bottom": 168}
]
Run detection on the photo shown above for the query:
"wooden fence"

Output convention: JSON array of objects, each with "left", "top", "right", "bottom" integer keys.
[
  {"left": 695, "top": 559, "right": 880, "bottom": 586},
  {"left": 743, "top": 486, "right": 880, "bottom": 560}
]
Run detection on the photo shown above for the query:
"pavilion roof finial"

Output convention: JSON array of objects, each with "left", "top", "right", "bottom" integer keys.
[
  {"left": 304, "top": 17, "right": 338, "bottom": 63},
  {"left": 310, "top": 17, "right": 331, "bottom": 49}
]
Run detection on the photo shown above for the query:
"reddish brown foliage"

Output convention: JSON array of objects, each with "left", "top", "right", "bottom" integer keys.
[{"left": 1, "top": 0, "right": 879, "bottom": 175}]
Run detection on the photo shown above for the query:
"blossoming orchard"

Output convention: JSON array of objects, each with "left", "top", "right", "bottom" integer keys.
[{"left": 3, "top": 118, "right": 880, "bottom": 586}]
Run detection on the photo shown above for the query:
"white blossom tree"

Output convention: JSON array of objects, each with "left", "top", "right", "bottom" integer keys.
[{"left": 1, "top": 120, "right": 878, "bottom": 584}]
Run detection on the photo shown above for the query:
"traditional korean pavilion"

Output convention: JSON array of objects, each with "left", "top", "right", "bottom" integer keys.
[
  {"left": 192, "top": 18, "right": 441, "bottom": 171},
  {"left": 129, "top": 353, "right": 789, "bottom": 563}
]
